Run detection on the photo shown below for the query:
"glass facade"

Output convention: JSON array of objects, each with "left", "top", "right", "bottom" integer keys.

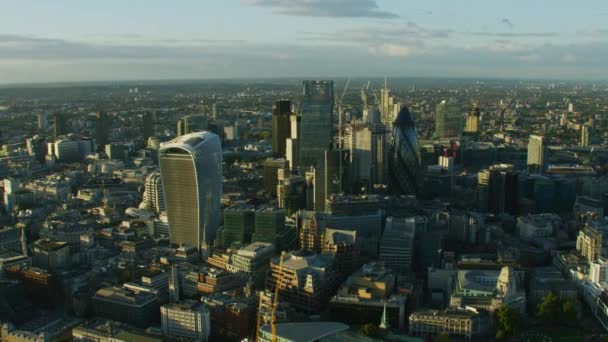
[
  {"left": 159, "top": 132, "right": 222, "bottom": 251},
  {"left": 388, "top": 106, "right": 421, "bottom": 196},
  {"left": 299, "top": 80, "right": 334, "bottom": 167}
]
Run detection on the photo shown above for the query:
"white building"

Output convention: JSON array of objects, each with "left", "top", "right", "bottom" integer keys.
[{"left": 590, "top": 258, "right": 608, "bottom": 284}]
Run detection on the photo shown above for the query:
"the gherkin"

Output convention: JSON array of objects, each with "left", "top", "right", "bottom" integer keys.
[{"left": 388, "top": 106, "right": 421, "bottom": 196}]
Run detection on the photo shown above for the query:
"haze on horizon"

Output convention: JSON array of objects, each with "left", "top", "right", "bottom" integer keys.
[{"left": 1, "top": 0, "right": 607, "bottom": 84}]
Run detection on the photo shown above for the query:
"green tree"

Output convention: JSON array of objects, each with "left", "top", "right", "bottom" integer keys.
[
  {"left": 359, "top": 323, "right": 378, "bottom": 337},
  {"left": 561, "top": 299, "right": 577, "bottom": 325},
  {"left": 495, "top": 305, "right": 519, "bottom": 339},
  {"left": 537, "top": 292, "right": 561, "bottom": 323},
  {"left": 437, "top": 332, "right": 450, "bottom": 342}
]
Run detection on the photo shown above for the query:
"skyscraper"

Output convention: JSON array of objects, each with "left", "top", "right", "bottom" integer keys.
[
  {"left": 272, "top": 100, "right": 292, "bottom": 158},
  {"left": 435, "top": 100, "right": 464, "bottom": 138},
  {"left": 463, "top": 106, "right": 480, "bottom": 137},
  {"left": 581, "top": 125, "right": 591, "bottom": 147},
  {"left": 177, "top": 114, "right": 209, "bottom": 137},
  {"left": 53, "top": 113, "right": 66, "bottom": 141},
  {"left": 142, "top": 111, "right": 154, "bottom": 142},
  {"left": 388, "top": 106, "right": 421, "bottom": 196},
  {"left": 299, "top": 81, "right": 334, "bottom": 167},
  {"left": 527, "top": 135, "right": 545, "bottom": 174},
  {"left": 95, "top": 111, "right": 109, "bottom": 152},
  {"left": 159, "top": 132, "right": 222, "bottom": 252}
]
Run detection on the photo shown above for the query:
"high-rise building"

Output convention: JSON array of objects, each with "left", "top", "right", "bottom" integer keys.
[
  {"left": 463, "top": 106, "right": 480, "bottom": 137},
  {"left": 527, "top": 135, "right": 545, "bottom": 174},
  {"left": 161, "top": 301, "right": 211, "bottom": 342},
  {"left": 299, "top": 81, "right": 334, "bottom": 167},
  {"left": 379, "top": 86, "right": 401, "bottom": 128},
  {"left": 345, "top": 121, "right": 372, "bottom": 191},
  {"left": 142, "top": 111, "right": 155, "bottom": 142},
  {"left": 435, "top": 100, "right": 464, "bottom": 138},
  {"left": 95, "top": 111, "right": 109, "bottom": 152},
  {"left": 37, "top": 113, "right": 48, "bottom": 130},
  {"left": 143, "top": 172, "right": 165, "bottom": 214},
  {"left": 177, "top": 115, "right": 209, "bottom": 137},
  {"left": 263, "top": 158, "right": 289, "bottom": 196},
  {"left": 53, "top": 113, "right": 66, "bottom": 141},
  {"left": 476, "top": 164, "right": 518, "bottom": 215},
  {"left": 388, "top": 106, "right": 420, "bottom": 196},
  {"left": 313, "top": 149, "right": 349, "bottom": 211},
  {"left": 159, "top": 132, "right": 221, "bottom": 252},
  {"left": 277, "top": 173, "right": 307, "bottom": 215},
  {"left": 379, "top": 217, "right": 416, "bottom": 275},
  {"left": 286, "top": 114, "right": 301, "bottom": 169},
  {"left": 26, "top": 135, "right": 46, "bottom": 165},
  {"left": 581, "top": 125, "right": 591, "bottom": 147},
  {"left": 272, "top": 100, "right": 292, "bottom": 158}
]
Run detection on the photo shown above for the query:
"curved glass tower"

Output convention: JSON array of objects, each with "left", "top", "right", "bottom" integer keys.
[
  {"left": 159, "top": 132, "right": 222, "bottom": 253},
  {"left": 388, "top": 106, "right": 421, "bottom": 196}
]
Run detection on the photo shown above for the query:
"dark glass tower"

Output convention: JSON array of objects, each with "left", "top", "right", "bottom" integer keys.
[
  {"left": 95, "top": 111, "right": 109, "bottom": 152},
  {"left": 299, "top": 80, "right": 334, "bottom": 167},
  {"left": 272, "top": 100, "right": 291, "bottom": 158},
  {"left": 388, "top": 106, "right": 420, "bottom": 196}
]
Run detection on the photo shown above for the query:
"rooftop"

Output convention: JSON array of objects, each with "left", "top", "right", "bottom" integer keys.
[{"left": 260, "top": 322, "right": 349, "bottom": 342}]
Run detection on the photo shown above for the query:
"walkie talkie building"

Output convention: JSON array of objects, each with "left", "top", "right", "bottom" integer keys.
[
  {"left": 159, "top": 132, "right": 222, "bottom": 253},
  {"left": 388, "top": 106, "right": 421, "bottom": 196}
]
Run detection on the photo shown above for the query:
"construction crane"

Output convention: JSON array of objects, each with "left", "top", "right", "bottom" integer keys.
[
  {"left": 336, "top": 78, "right": 350, "bottom": 195},
  {"left": 254, "top": 251, "right": 285, "bottom": 342},
  {"left": 271, "top": 251, "right": 286, "bottom": 342}
]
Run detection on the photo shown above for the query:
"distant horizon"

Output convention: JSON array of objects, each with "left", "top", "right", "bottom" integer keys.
[
  {"left": 1, "top": 1, "right": 607, "bottom": 83},
  {"left": 1, "top": 74, "right": 606, "bottom": 89}
]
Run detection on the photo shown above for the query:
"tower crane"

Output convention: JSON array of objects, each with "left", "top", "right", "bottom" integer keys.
[{"left": 256, "top": 251, "right": 286, "bottom": 342}]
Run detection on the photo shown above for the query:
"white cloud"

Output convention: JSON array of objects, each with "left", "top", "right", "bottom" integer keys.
[
  {"left": 242, "top": 0, "right": 398, "bottom": 19},
  {"left": 368, "top": 44, "right": 418, "bottom": 57}
]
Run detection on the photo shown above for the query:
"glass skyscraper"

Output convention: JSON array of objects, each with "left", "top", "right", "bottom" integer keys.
[
  {"left": 388, "top": 106, "right": 421, "bottom": 196},
  {"left": 299, "top": 80, "right": 334, "bottom": 167},
  {"left": 159, "top": 132, "right": 222, "bottom": 252}
]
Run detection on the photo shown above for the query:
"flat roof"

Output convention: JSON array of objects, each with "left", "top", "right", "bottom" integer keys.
[{"left": 260, "top": 322, "right": 349, "bottom": 342}]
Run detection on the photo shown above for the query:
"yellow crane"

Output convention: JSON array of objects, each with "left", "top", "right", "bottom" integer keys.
[
  {"left": 271, "top": 251, "right": 286, "bottom": 342},
  {"left": 255, "top": 251, "right": 285, "bottom": 342}
]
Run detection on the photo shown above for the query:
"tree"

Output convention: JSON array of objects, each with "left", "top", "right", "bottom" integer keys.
[
  {"left": 436, "top": 332, "right": 450, "bottom": 342},
  {"left": 359, "top": 323, "right": 378, "bottom": 337},
  {"left": 495, "top": 305, "right": 520, "bottom": 339},
  {"left": 537, "top": 292, "right": 578, "bottom": 326},
  {"left": 537, "top": 292, "right": 561, "bottom": 323}
]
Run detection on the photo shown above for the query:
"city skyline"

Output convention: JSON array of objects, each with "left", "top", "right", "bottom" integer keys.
[{"left": 1, "top": 0, "right": 608, "bottom": 83}]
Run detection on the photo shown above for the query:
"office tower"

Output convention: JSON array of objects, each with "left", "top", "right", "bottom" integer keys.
[
  {"left": 370, "top": 124, "right": 389, "bottom": 185},
  {"left": 314, "top": 149, "right": 349, "bottom": 211},
  {"left": 379, "top": 217, "right": 416, "bottom": 275},
  {"left": 212, "top": 103, "right": 218, "bottom": 120},
  {"left": 463, "top": 106, "right": 480, "bottom": 136},
  {"left": 577, "top": 226, "right": 602, "bottom": 263},
  {"left": 277, "top": 173, "right": 307, "bottom": 215},
  {"left": 31, "top": 239, "right": 70, "bottom": 272},
  {"left": 231, "top": 242, "right": 274, "bottom": 289},
  {"left": 388, "top": 106, "right": 421, "bottom": 196},
  {"left": 272, "top": 100, "right": 292, "bottom": 158},
  {"left": 95, "top": 111, "right": 109, "bottom": 152},
  {"left": 477, "top": 164, "right": 518, "bottom": 215},
  {"left": 345, "top": 121, "right": 372, "bottom": 191},
  {"left": 161, "top": 301, "right": 211, "bottom": 342},
  {"left": 143, "top": 172, "right": 165, "bottom": 214},
  {"left": 263, "top": 158, "right": 289, "bottom": 196},
  {"left": 581, "top": 125, "right": 591, "bottom": 147},
  {"left": 177, "top": 114, "right": 209, "bottom": 137},
  {"left": 527, "top": 135, "right": 545, "bottom": 174},
  {"left": 52, "top": 138, "right": 81, "bottom": 162},
  {"left": 53, "top": 113, "right": 66, "bottom": 141},
  {"left": 252, "top": 207, "right": 286, "bottom": 244},
  {"left": 435, "top": 100, "right": 464, "bottom": 138},
  {"left": 105, "top": 143, "right": 126, "bottom": 160},
  {"left": 568, "top": 102, "right": 574, "bottom": 113},
  {"left": 26, "top": 135, "right": 46, "bottom": 165},
  {"left": 159, "top": 132, "right": 222, "bottom": 252},
  {"left": 142, "top": 112, "right": 154, "bottom": 142},
  {"left": 379, "top": 85, "right": 401, "bottom": 128},
  {"left": 297, "top": 210, "right": 327, "bottom": 252},
  {"left": 220, "top": 204, "right": 255, "bottom": 248},
  {"left": 37, "top": 113, "right": 48, "bottom": 130},
  {"left": 285, "top": 114, "right": 301, "bottom": 169},
  {"left": 299, "top": 80, "right": 334, "bottom": 167}
]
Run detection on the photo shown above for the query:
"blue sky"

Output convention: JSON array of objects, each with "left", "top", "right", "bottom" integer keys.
[{"left": 0, "top": 0, "right": 607, "bottom": 83}]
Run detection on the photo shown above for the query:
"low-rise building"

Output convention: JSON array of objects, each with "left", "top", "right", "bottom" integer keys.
[
  {"left": 92, "top": 286, "right": 160, "bottom": 329},
  {"left": 409, "top": 307, "right": 491, "bottom": 340}
]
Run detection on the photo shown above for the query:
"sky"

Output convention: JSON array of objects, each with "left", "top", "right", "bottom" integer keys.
[{"left": 0, "top": 0, "right": 607, "bottom": 83}]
